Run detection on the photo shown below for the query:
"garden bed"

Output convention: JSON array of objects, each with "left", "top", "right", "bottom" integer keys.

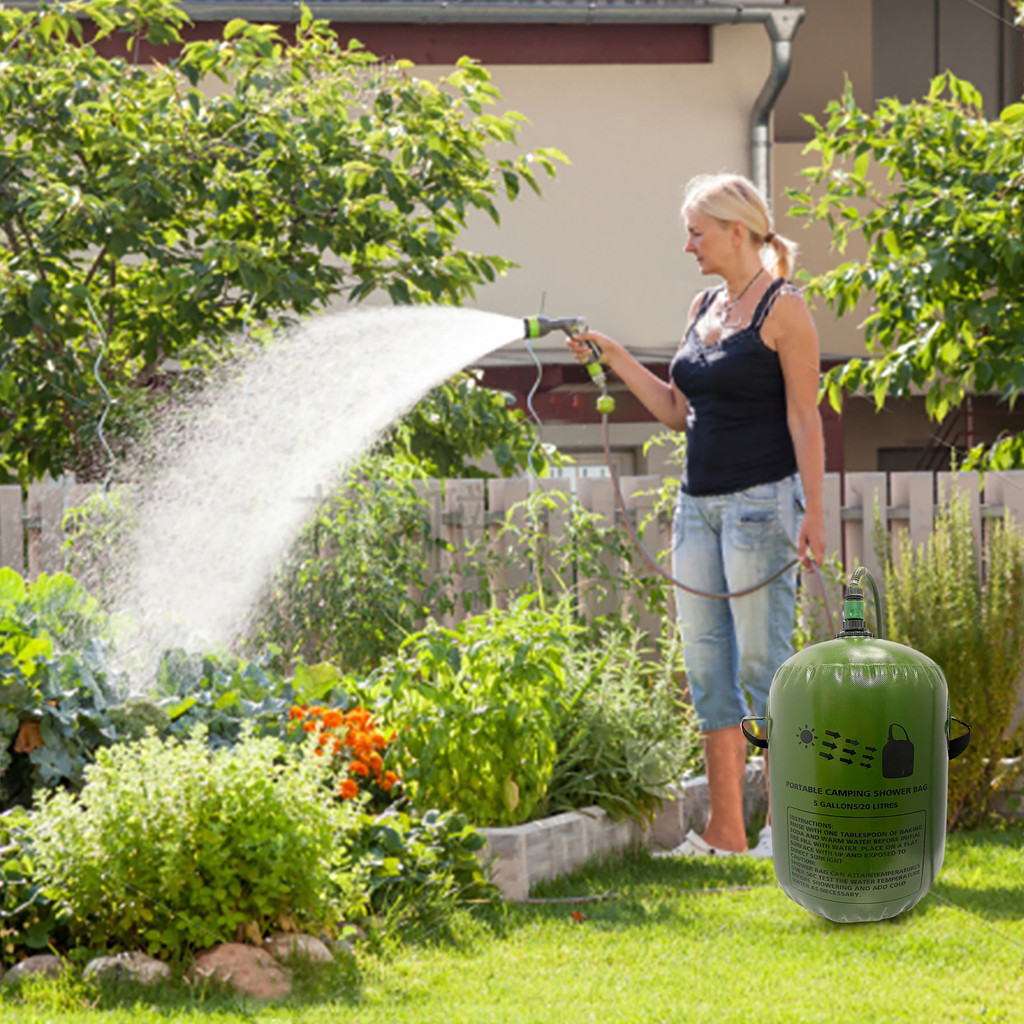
[{"left": 478, "top": 760, "right": 768, "bottom": 900}]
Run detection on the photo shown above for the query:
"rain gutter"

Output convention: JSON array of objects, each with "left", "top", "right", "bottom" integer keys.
[{"left": 178, "top": 2, "right": 805, "bottom": 195}]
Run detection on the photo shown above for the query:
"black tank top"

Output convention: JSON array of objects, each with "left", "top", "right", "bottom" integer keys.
[{"left": 669, "top": 278, "right": 797, "bottom": 496}]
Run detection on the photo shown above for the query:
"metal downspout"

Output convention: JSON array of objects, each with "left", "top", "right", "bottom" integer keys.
[{"left": 749, "top": 6, "right": 804, "bottom": 199}]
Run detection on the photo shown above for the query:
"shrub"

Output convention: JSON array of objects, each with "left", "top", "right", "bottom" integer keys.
[
  {"left": 28, "top": 728, "right": 356, "bottom": 959},
  {"left": 539, "top": 624, "right": 701, "bottom": 823},
  {"left": 0, "top": 808, "right": 63, "bottom": 963},
  {"left": 885, "top": 491, "right": 1024, "bottom": 828},
  {"left": 380, "top": 598, "right": 573, "bottom": 826}
]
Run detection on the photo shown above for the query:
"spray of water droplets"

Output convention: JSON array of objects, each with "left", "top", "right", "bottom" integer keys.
[{"left": 108, "top": 305, "right": 523, "bottom": 686}]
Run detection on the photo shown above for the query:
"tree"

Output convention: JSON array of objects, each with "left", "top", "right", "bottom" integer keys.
[
  {"left": 790, "top": 71, "right": 1024, "bottom": 469},
  {"left": 0, "top": 0, "right": 564, "bottom": 484}
]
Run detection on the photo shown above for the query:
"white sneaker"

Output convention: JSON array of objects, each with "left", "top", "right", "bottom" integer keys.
[
  {"left": 653, "top": 829, "right": 741, "bottom": 859},
  {"left": 746, "top": 825, "right": 773, "bottom": 860}
]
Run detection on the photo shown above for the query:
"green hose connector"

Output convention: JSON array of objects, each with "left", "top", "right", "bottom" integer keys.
[{"left": 837, "top": 567, "right": 883, "bottom": 639}]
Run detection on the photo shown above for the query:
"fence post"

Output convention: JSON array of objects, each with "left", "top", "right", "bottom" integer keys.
[
  {"left": 984, "top": 471, "right": 1024, "bottom": 528},
  {"left": 26, "top": 482, "right": 68, "bottom": 578},
  {"left": 0, "top": 486, "right": 23, "bottom": 574}
]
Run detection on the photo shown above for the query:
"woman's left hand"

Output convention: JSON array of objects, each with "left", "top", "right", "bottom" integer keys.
[{"left": 797, "top": 510, "right": 826, "bottom": 569}]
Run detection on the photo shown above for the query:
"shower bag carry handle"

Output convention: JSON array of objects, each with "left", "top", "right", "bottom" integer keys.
[{"left": 741, "top": 715, "right": 970, "bottom": 759}]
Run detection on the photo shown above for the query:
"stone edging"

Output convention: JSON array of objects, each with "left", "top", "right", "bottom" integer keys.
[{"left": 477, "top": 759, "right": 768, "bottom": 901}]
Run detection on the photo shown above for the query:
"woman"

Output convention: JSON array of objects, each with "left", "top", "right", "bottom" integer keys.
[{"left": 568, "top": 173, "right": 826, "bottom": 857}]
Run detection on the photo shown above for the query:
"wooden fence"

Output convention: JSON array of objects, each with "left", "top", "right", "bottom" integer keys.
[{"left": 3, "top": 472, "right": 1024, "bottom": 636}]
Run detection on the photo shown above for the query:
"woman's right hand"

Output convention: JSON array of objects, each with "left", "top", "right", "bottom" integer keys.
[{"left": 566, "top": 330, "right": 617, "bottom": 368}]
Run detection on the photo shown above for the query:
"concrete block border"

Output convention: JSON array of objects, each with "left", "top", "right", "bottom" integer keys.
[{"left": 478, "top": 759, "right": 768, "bottom": 901}]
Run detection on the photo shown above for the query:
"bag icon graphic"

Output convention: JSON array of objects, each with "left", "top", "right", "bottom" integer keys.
[{"left": 882, "top": 723, "right": 914, "bottom": 778}]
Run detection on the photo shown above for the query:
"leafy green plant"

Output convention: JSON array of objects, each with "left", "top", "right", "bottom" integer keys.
[
  {"left": 345, "top": 807, "right": 497, "bottom": 943},
  {"left": 539, "top": 625, "right": 701, "bottom": 823},
  {"left": 377, "top": 370, "right": 556, "bottom": 480},
  {"left": 61, "top": 489, "right": 138, "bottom": 602},
  {"left": 0, "top": 808, "right": 63, "bottom": 963},
  {"left": 246, "top": 451, "right": 453, "bottom": 675},
  {"left": 153, "top": 648, "right": 300, "bottom": 747},
  {"left": 28, "top": 727, "right": 356, "bottom": 959},
  {"left": 791, "top": 72, "right": 1024, "bottom": 470},
  {"left": 885, "top": 491, "right": 1024, "bottom": 828},
  {"left": 465, "top": 489, "right": 672, "bottom": 625},
  {"left": 0, "top": 569, "right": 127, "bottom": 808},
  {"left": 380, "top": 599, "right": 574, "bottom": 826}
]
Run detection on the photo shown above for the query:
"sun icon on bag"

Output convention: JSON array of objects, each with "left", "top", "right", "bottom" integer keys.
[{"left": 796, "top": 725, "right": 817, "bottom": 749}]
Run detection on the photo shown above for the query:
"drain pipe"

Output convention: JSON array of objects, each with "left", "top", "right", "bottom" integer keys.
[
  {"left": 165, "top": 1, "right": 806, "bottom": 196},
  {"left": 750, "top": 7, "right": 804, "bottom": 200}
]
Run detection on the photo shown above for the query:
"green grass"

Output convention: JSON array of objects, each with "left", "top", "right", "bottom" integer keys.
[{"left": 2, "top": 829, "right": 1021, "bottom": 1024}]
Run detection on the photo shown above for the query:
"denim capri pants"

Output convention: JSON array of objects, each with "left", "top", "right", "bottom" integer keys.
[{"left": 671, "top": 473, "right": 804, "bottom": 733}]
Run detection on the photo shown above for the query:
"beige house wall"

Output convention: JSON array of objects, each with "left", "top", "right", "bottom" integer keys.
[
  {"left": 437, "top": 23, "right": 773, "bottom": 362},
  {"left": 774, "top": 0, "right": 873, "bottom": 142}
]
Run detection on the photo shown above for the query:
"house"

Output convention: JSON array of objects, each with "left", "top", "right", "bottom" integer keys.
[{"left": 60, "top": 0, "right": 1024, "bottom": 475}]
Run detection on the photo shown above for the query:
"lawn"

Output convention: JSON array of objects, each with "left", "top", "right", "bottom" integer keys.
[{"left": 3, "top": 828, "right": 1021, "bottom": 1024}]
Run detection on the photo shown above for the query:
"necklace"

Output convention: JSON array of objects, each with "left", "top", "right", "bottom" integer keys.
[{"left": 717, "top": 268, "right": 764, "bottom": 328}]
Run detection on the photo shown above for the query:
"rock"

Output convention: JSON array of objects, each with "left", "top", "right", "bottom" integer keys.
[
  {"left": 84, "top": 952, "right": 172, "bottom": 987},
  {"left": 264, "top": 932, "right": 333, "bottom": 965},
  {"left": 5, "top": 954, "right": 66, "bottom": 983},
  {"left": 189, "top": 943, "right": 292, "bottom": 1002}
]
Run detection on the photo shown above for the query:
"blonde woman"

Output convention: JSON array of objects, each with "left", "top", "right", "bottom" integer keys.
[{"left": 569, "top": 173, "right": 825, "bottom": 858}]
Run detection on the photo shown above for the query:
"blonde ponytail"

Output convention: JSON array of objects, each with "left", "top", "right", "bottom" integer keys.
[{"left": 762, "top": 231, "right": 798, "bottom": 280}]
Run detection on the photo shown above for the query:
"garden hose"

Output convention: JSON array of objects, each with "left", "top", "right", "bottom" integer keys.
[{"left": 83, "top": 291, "right": 117, "bottom": 497}]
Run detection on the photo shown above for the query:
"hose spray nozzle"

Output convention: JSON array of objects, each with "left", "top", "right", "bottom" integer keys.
[
  {"left": 523, "top": 315, "right": 587, "bottom": 340},
  {"left": 522, "top": 314, "right": 614, "bottom": 415}
]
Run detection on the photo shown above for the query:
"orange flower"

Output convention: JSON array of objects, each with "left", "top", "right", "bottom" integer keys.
[
  {"left": 349, "top": 760, "right": 371, "bottom": 777},
  {"left": 288, "top": 706, "right": 306, "bottom": 721},
  {"left": 302, "top": 721, "right": 317, "bottom": 733},
  {"left": 346, "top": 708, "right": 373, "bottom": 731},
  {"left": 338, "top": 779, "right": 359, "bottom": 800},
  {"left": 321, "top": 709, "right": 344, "bottom": 730},
  {"left": 332, "top": 738, "right": 342, "bottom": 755},
  {"left": 368, "top": 752, "right": 383, "bottom": 774},
  {"left": 353, "top": 736, "right": 374, "bottom": 760},
  {"left": 381, "top": 772, "right": 399, "bottom": 792},
  {"left": 370, "top": 731, "right": 387, "bottom": 750}
]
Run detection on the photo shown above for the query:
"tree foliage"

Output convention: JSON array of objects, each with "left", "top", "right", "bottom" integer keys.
[
  {"left": 790, "top": 72, "right": 1024, "bottom": 469},
  {"left": 0, "top": 0, "right": 565, "bottom": 484},
  {"left": 379, "top": 370, "right": 555, "bottom": 479}
]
